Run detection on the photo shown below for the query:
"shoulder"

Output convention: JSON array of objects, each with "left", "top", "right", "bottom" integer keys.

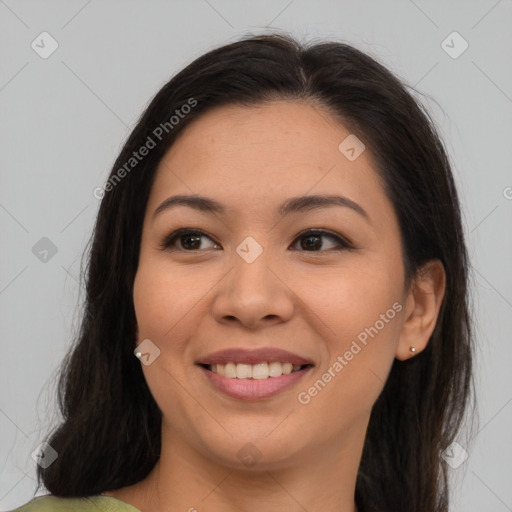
[{"left": 6, "top": 494, "right": 142, "bottom": 512}]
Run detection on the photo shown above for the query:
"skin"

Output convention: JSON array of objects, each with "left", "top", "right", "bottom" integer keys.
[{"left": 102, "top": 100, "right": 446, "bottom": 512}]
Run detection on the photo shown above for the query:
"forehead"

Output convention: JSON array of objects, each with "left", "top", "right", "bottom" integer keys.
[{"left": 148, "top": 100, "right": 388, "bottom": 221}]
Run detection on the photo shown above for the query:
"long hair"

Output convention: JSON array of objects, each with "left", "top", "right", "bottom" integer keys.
[{"left": 36, "top": 32, "right": 475, "bottom": 512}]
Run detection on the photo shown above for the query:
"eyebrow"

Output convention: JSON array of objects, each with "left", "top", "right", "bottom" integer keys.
[{"left": 153, "top": 194, "right": 371, "bottom": 223}]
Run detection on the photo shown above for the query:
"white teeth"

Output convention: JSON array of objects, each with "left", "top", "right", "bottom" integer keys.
[
  {"left": 208, "top": 361, "right": 305, "bottom": 379},
  {"left": 269, "top": 361, "right": 283, "bottom": 377},
  {"left": 224, "top": 362, "right": 237, "bottom": 378},
  {"left": 236, "top": 363, "right": 252, "bottom": 379},
  {"left": 252, "top": 363, "right": 269, "bottom": 380},
  {"left": 282, "top": 362, "right": 293, "bottom": 375}
]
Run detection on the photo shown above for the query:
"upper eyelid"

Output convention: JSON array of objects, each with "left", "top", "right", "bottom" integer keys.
[{"left": 163, "top": 228, "right": 219, "bottom": 246}]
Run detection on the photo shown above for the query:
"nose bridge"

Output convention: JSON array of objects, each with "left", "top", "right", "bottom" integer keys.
[
  {"left": 231, "top": 234, "right": 279, "bottom": 301},
  {"left": 211, "top": 234, "right": 294, "bottom": 327}
]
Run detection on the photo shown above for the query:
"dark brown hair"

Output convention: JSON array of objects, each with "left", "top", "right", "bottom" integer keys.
[{"left": 35, "top": 32, "right": 475, "bottom": 512}]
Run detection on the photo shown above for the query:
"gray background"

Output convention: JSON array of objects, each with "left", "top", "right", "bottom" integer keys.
[{"left": 1, "top": 1, "right": 511, "bottom": 510}]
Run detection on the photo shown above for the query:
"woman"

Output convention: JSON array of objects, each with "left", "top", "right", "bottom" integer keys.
[{"left": 10, "top": 32, "right": 475, "bottom": 512}]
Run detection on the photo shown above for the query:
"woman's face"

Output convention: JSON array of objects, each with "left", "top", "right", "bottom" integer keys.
[{"left": 133, "top": 100, "right": 414, "bottom": 470}]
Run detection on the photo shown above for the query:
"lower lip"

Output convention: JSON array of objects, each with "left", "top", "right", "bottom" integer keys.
[{"left": 199, "top": 365, "right": 312, "bottom": 401}]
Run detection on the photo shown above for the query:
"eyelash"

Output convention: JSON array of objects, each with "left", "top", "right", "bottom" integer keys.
[{"left": 159, "top": 228, "right": 354, "bottom": 253}]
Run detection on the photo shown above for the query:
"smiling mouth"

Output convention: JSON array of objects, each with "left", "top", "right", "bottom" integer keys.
[{"left": 200, "top": 362, "right": 313, "bottom": 380}]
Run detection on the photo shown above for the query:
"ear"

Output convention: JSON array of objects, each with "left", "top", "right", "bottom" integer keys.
[{"left": 396, "top": 259, "right": 446, "bottom": 361}]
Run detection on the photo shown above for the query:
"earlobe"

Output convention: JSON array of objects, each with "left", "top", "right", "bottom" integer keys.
[{"left": 395, "top": 259, "right": 446, "bottom": 361}]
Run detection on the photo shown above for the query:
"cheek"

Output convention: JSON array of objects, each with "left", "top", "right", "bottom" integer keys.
[
  {"left": 132, "top": 264, "right": 205, "bottom": 426},
  {"left": 297, "top": 312, "right": 400, "bottom": 428},
  {"left": 132, "top": 264, "right": 193, "bottom": 390},
  {"left": 292, "top": 264, "right": 402, "bottom": 416},
  {"left": 291, "top": 257, "right": 403, "bottom": 346},
  {"left": 133, "top": 259, "right": 200, "bottom": 341},
  {"left": 132, "top": 259, "right": 219, "bottom": 379}
]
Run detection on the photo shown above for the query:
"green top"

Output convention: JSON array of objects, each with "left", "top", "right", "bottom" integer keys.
[{"left": 6, "top": 495, "right": 142, "bottom": 512}]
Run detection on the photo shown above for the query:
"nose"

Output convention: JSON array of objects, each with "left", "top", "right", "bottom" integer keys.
[{"left": 210, "top": 247, "right": 295, "bottom": 330}]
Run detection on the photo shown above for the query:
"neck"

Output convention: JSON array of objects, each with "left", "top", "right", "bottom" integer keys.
[{"left": 128, "top": 422, "right": 364, "bottom": 512}]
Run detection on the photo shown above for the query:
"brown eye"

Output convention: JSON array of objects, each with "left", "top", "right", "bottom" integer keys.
[
  {"left": 161, "top": 229, "right": 219, "bottom": 251},
  {"left": 291, "top": 230, "right": 352, "bottom": 252},
  {"left": 160, "top": 228, "right": 352, "bottom": 253}
]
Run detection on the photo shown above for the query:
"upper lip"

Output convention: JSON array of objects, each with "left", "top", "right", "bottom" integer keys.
[{"left": 196, "top": 348, "right": 314, "bottom": 366}]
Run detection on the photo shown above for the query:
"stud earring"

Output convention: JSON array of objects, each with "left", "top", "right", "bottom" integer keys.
[{"left": 409, "top": 346, "right": 416, "bottom": 353}]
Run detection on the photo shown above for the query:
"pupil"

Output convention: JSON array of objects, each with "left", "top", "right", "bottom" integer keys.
[
  {"left": 303, "top": 235, "right": 321, "bottom": 250},
  {"left": 183, "top": 234, "right": 200, "bottom": 250}
]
